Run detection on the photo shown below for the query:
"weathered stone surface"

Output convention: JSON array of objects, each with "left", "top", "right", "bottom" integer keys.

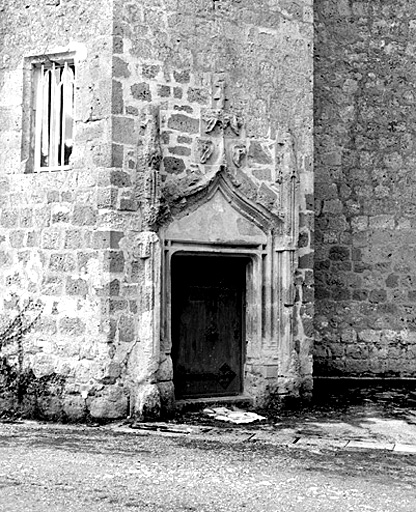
[
  {"left": 167, "top": 114, "right": 199, "bottom": 134},
  {"left": 0, "top": 0, "right": 313, "bottom": 421},
  {"left": 89, "top": 386, "right": 128, "bottom": 419},
  {"left": 315, "top": 0, "right": 416, "bottom": 377},
  {"left": 131, "top": 82, "right": 151, "bottom": 102},
  {"left": 134, "top": 383, "right": 160, "bottom": 420},
  {"left": 63, "top": 396, "right": 86, "bottom": 421}
]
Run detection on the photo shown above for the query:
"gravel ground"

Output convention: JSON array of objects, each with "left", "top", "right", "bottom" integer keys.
[{"left": 1, "top": 421, "right": 416, "bottom": 512}]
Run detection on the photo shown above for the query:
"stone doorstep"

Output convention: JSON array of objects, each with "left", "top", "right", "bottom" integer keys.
[{"left": 174, "top": 395, "right": 254, "bottom": 413}]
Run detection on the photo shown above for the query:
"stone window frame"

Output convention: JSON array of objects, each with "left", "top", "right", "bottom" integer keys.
[{"left": 22, "top": 51, "right": 76, "bottom": 173}]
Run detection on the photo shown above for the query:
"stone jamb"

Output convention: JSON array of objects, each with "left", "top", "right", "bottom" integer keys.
[{"left": 161, "top": 240, "right": 264, "bottom": 401}]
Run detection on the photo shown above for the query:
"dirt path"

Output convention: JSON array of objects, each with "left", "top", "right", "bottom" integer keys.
[{"left": 0, "top": 421, "right": 415, "bottom": 512}]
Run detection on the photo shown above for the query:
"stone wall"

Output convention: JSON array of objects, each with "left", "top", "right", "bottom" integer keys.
[
  {"left": 112, "top": 0, "right": 314, "bottom": 402},
  {"left": 0, "top": 0, "right": 133, "bottom": 419},
  {"left": 0, "top": 0, "right": 314, "bottom": 419},
  {"left": 314, "top": 0, "right": 416, "bottom": 377}
]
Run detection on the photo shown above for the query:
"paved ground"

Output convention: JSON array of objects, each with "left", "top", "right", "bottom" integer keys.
[{"left": 1, "top": 384, "right": 416, "bottom": 511}]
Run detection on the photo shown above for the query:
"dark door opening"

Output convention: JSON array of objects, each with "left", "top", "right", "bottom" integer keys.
[{"left": 171, "top": 254, "right": 248, "bottom": 399}]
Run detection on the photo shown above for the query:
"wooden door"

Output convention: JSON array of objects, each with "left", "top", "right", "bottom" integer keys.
[{"left": 171, "top": 255, "right": 247, "bottom": 399}]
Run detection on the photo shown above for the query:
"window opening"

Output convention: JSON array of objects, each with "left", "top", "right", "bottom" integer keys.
[{"left": 33, "top": 59, "right": 75, "bottom": 170}]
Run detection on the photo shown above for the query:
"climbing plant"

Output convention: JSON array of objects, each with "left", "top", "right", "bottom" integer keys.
[{"left": 0, "top": 297, "right": 44, "bottom": 414}]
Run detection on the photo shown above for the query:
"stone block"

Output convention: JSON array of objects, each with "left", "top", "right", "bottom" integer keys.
[
  {"left": 112, "top": 116, "right": 137, "bottom": 145},
  {"left": 131, "top": 82, "right": 151, "bottom": 102},
  {"left": 113, "top": 35, "right": 123, "bottom": 54},
  {"left": 156, "top": 358, "right": 173, "bottom": 382},
  {"left": 119, "top": 198, "right": 138, "bottom": 211},
  {"left": 109, "top": 170, "right": 132, "bottom": 187},
  {"left": 177, "top": 135, "right": 192, "bottom": 144},
  {"left": 104, "top": 361, "right": 122, "bottom": 382},
  {"left": 42, "top": 230, "right": 63, "bottom": 250},
  {"left": 118, "top": 314, "right": 135, "bottom": 342},
  {"left": 35, "top": 317, "right": 57, "bottom": 335},
  {"left": 329, "top": 246, "right": 350, "bottom": 261},
  {"left": 1, "top": 209, "right": 18, "bottom": 228},
  {"left": 369, "top": 289, "right": 387, "bottom": 304},
  {"left": 168, "top": 146, "right": 191, "bottom": 156},
  {"left": 109, "top": 299, "right": 128, "bottom": 313},
  {"left": 163, "top": 156, "right": 186, "bottom": 174},
  {"left": 32, "top": 353, "right": 56, "bottom": 378},
  {"left": 167, "top": 113, "right": 199, "bottom": 134},
  {"left": 157, "top": 85, "right": 171, "bottom": 97},
  {"left": 63, "top": 396, "right": 86, "bottom": 421},
  {"left": 298, "top": 232, "right": 309, "bottom": 248},
  {"left": 66, "top": 277, "right": 88, "bottom": 296},
  {"left": 92, "top": 231, "right": 124, "bottom": 249},
  {"left": 113, "top": 57, "right": 130, "bottom": 78},
  {"left": 41, "top": 275, "right": 64, "bottom": 295},
  {"left": 9, "top": 230, "right": 24, "bottom": 248},
  {"left": 173, "top": 70, "right": 190, "bottom": 83},
  {"left": 173, "top": 87, "right": 183, "bottom": 99},
  {"left": 111, "top": 143, "right": 124, "bottom": 168},
  {"left": 142, "top": 64, "right": 160, "bottom": 79},
  {"left": 72, "top": 206, "right": 97, "bottom": 226},
  {"left": 134, "top": 383, "right": 160, "bottom": 420},
  {"left": 94, "top": 279, "right": 120, "bottom": 297},
  {"left": 64, "top": 230, "right": 84, "bottom": 250},
  {"left": 20, "top": 208, "right": 33, "bottom": 228},
  {"left": 248, "top": 141, "right": 272, "bottom": 165},
  {"left": 352, "top": 290, "right": 368, "bottom": 301},
  {"left": 187, "top": 87, "right": 209, "bottom": 104},
  {"left": 59, "top": 317, "right": 86, "bottom": 336},
  {"left": 112, "top": 81, "right": 124, "bottom": 115},
  {"left": 89, "top": 386, "right": 128, "bottom": 419},
  {"left": 158, "top": 381, "right": 175, "bottom": 415},
  {"left": 47, "top": 190, "right": 60, "bottom": 203},
  {"left": 298, "top": 252, "right": 313, "bottom": 269},
  {"left": 49, "top": 253, "right": 76, "bottom": 273},
  {"left": 103, "top": 250, "right": 125, "bottom": 273},
  {"left": 126, "top": 106, "right": 138, "bottom": 116}
]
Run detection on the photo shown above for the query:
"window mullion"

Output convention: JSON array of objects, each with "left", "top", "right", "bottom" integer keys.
[
  {"left": 33, "top": 66, "right": 43, "bottom": 169},
  {"left": 60, "top": 62, "right": 66, "bottom": 168},
  {"left": 50, "top": 62, "right": 59, "bottom": 167},
  {"left": 41, "top": 68, "right": 50, "bottom": 167}
]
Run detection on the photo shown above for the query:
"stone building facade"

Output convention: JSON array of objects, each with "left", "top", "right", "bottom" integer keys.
[
  {"left": 314, "top": 0, "right": 416, "bottom": 379},
  {"left": 0, "top": 0, "right": 313, "bottom": 419},
  {"left": 4, "top": 0, "right": 413, "bottom": 421}
]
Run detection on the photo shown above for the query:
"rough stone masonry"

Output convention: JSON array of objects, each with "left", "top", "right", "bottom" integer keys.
[
  {"left": 315, "top": 0, "right": 416, "bottom": 379},
  {"left": 0, "top": 0, "right": 313, "bottom": 420}
]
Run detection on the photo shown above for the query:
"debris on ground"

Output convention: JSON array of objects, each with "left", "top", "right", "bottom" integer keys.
[
  {"left": 203, "top": 407, "right": 267, "bottom": 424},
  {"left": 130, "top": 422, "right": 194, "bottom": 434},
  {"left": 129, "top": 422, "right": 212, "bottom": 434}
]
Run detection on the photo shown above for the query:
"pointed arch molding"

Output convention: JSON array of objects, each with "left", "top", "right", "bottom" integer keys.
[{"left": 163, "top": 169, "right": 283, "bottom": 244}]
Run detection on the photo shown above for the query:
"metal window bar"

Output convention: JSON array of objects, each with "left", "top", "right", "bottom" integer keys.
[{"left": 34, "top": 61, "right": 75, "bottom": 170}]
